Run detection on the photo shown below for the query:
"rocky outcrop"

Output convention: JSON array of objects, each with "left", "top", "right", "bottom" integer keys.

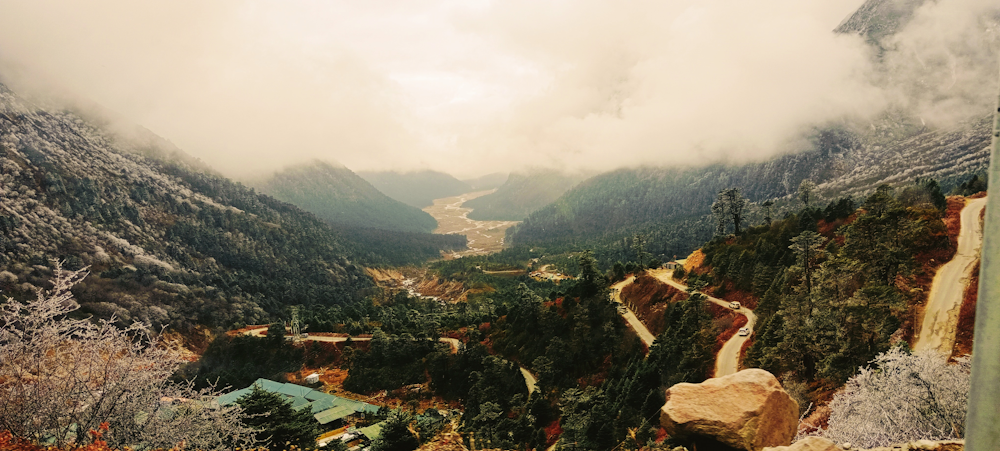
[
  {"left": 763, "top": 438, "right": 964, "bottom": 451},
  {"left": 762, "top": 437, "right": 842, "bottom": 451},
  {"left": 660, "top": 369, "right": 799, "bottom": 451}
]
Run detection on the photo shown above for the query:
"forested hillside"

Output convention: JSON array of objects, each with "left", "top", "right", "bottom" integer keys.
[
  {"left": 463, "top": 170, "right": 588, "bottom": 221},
  {"left": 694, "top": 181, "right": 955, "bottom": 391},
  {"left": 251, "top": 161, "right": 438, "bottom": 233},
  {"left": 357, "top": 170, "right": 471, "bottom": 208},
  {"left": 507, "top": 117, "right": 991, "bottom": 267},
  {"left": 0, "top": 81, "right": 462, "bottom": 330}
]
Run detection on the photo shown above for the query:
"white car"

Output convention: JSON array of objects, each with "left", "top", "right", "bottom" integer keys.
[
  {"left": 729, "top": 301, "right": 741, "bottom": 309},
  {"left": 738, "top": 327, "right": 751, "bottom": 337}
]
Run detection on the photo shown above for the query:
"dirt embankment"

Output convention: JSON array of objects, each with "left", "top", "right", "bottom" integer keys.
[
  {"left": 366, "top": 267, "right": 407, "bottom": 284},
  {"left": 416, "top": 275, "right": 469, "bottom": 301},
  {"left": 365, "top": 267, "right": 471, "bottom": 303},
  {"left": 683, "top": 250, "right": 705, "bottom": 274},
  {"left": 620, "top": 273, "right": 687, "bottom": 335},
  {"left": 161, "top": 325, "right": 214, "bottom": 361},
  {"left": 953, "top": 261, "right": 979, "bottom": 358}
]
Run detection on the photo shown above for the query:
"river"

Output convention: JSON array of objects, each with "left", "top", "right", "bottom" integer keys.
[{"left": 423, "top": 190, "right": 519, "bottom": 258}]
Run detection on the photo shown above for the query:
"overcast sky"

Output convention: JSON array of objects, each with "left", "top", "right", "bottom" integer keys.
[{"left": 0, "top": 0, "right": 995, "bottom": 179}]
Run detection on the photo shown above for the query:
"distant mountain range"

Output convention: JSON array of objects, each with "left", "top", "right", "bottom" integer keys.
[
  {"left": 357, "top": 170, "right": 471, "bottom": 208},
  {"left": 463, "top": 170, "right": 588, "bottom": 221},
  {"left": 462, "top": 172, "right": 509, "bottom": 191},
  {"left": 506, "top": 116, "right": 991, "bottom": 264},
  {"left": 250, "top": 161, "right": 438, "bottom": 233},
  {"left": 503, "top": 0, "right": 997, "bottom": 265}
]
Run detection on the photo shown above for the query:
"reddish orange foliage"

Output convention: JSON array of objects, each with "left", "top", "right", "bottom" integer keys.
[
  {"left": 654, "top": 427, "right": 668, "bottom": 443},
  {"left": 713, "top": 314, "right": 749, "bottom": 354},
  {"left": 683, "top": 250, "right": 706, "bottom": 275},
  {"left": 953, "top": 261, "right": 979, "bottom": 358},
  {"left": 543, "top": 420, "right": 563, "bottom": 447},
  {"left": 0, "top": 424, "right": 204, "bottom": 451}
]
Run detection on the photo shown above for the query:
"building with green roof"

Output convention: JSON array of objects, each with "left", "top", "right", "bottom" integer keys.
[{"left": 217, "top": 378, "right": 381, "bottom": 432}]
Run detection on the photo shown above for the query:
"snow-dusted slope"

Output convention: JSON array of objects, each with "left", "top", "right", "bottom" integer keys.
[{"left": 0, "top": 82, "right": 372, "bottom": 328}]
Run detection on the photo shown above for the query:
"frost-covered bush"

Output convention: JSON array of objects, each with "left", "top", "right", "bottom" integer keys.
[
  {"left": 0, "top": 264, "right": 254, "bottom": 450},
  {"left": 822, "top": 347, "right": 970, "bottom": 448}
]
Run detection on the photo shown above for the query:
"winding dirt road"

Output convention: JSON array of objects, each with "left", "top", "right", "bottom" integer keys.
[
  {"left": 913, "top": 196, "right": 987, "bottom": 354},
  {"left": 520, "top": 367, "right": 538, "bottom": 395},
  {"left": 646, "top": 269, "right": 757, "bottom": 377},
  {"left": 611, "top": 276, "right": 656, "bottom": 348},
  {"left": 613, "top": 270, "right": 756, "bottom": 377}
]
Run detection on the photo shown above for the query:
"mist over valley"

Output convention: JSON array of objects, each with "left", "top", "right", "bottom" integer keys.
[{"left": 0, "top": 1, "right": 998, "bottom": 450}]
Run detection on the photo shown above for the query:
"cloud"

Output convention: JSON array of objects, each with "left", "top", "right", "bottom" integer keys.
[
  {"left": 451, "top": 1, "right": 881, "bottom": 173},
  {"left": 0, "top": 0, "right": 429, "bottom": 177},
  {"left": 0, "top": 0, "right": 995, "bottom": 178},
  {"left": 878, "top": 0, "right": 1000, "bottom": 125}
]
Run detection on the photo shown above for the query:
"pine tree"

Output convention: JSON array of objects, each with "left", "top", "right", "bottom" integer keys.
[
  {"left": 237, "top": 385, "right": 318, "bottom": 450},
  {"left": 371, "top": 410, "right": 419, "bottom": 451}
]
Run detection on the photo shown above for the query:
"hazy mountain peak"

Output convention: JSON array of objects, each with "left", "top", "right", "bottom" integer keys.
[
  {"left": 251, "top": 163, "right": 438, "bottom": 233},
  {"left": 357, "top": 169, "right": 471, "bottom": 208}
]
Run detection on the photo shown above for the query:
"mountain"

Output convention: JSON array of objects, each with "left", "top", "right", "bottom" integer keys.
[
  {"left": 463, "top": 172, "right": 509, "bottom": 191},
  {"left": 357, "top": 170, "right": 471, "bottom": 208},
  {"left": 505, "top": 0, "right": 998, "bottom": 266},
  {"left": 506, "top": 116, "right": 992, "bottom": 265},
  {"left": 250, "top": 161, "right": 438, "bottom": 233},
  {"left": 463, "top": 170, "right": 589, "bottom": 221},
  {"left": 0, "top": 81, "right": 463, "bottom": 330},
  {"left": 834, "top": 0, "right": 927, "bottom": 44}
]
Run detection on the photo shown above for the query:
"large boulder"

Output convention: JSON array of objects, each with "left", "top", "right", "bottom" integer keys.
[
  {"left": 762, "top": 437, "right": 841, "bottom": 451},
  {"left": 660, "top": 369, "right": 799, "bottom": 451},
  {"left": 764, "top": 438, "right": 965, "bottom": 451}
]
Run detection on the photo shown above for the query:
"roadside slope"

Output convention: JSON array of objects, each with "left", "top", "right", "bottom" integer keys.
[{"left": 611, "top": 276, "right": 655, "bottom": 348}]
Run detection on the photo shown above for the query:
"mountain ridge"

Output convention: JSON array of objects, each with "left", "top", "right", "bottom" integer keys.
[
  {"left": 250, "top": 161, "right": 438, "bottom": 233},
  {"left": 358, "top": 170, "right": 471, "bottom": 208},
  {"left": 463, "top": 169, "right": 589, "bottom": 221},
  {"left": 0, "top": 80, "right": 462, "bottom": 330}
]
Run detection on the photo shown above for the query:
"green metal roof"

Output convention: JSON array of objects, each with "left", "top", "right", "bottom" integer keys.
[
  {"left": 216, "top": 379, "right": 380, "bottom": 419},
  {"left": 216, "top": 386, "right": 253, "bottom": 406},
  {"left": 358, "top": 423, "right": 384, "bottom": 441},
  {"left": 275, "top": 383, "right": 313, "bottom": 398},
  {"left": 289, "top": 396, "right": 312, "bottom": 410},
  {"left": 314, "top": 405, "right": 356, "bottom": 425}
]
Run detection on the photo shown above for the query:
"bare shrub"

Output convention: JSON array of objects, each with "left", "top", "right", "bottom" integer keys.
[
  {"left": 821, "top": 347, "right": 970, "bottom": 448},
  {"left": 0, "top": 263, "right": 255, "bottom": 450}
]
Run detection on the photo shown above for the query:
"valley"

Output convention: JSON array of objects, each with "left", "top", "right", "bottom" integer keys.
[{"left": 2, "top": 0, "right": 998, "bottom": 449}]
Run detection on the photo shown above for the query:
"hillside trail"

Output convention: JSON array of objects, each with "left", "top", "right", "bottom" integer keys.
[
  {"left": 240, "top": 327, "right": 537, "bottom": 395},
  {"left": 614, "top": 269, "right": 756, "bottom": 377},
  {"left": 611, "top": 276, "right": 656, "bottom": 348},
  {"left": 913, "top": 196, "right": 988, "bottom": 354}
]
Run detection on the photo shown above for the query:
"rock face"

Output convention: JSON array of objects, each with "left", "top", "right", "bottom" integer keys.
[
  {"left": 762, "top": 437, "right": 842, "bottom": 451},
  {"left": 763, "top": 438, "right": 965, "bottom": 451},
  {"left": 660, "top": 369, "right": 799, "bottom": 451}
]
